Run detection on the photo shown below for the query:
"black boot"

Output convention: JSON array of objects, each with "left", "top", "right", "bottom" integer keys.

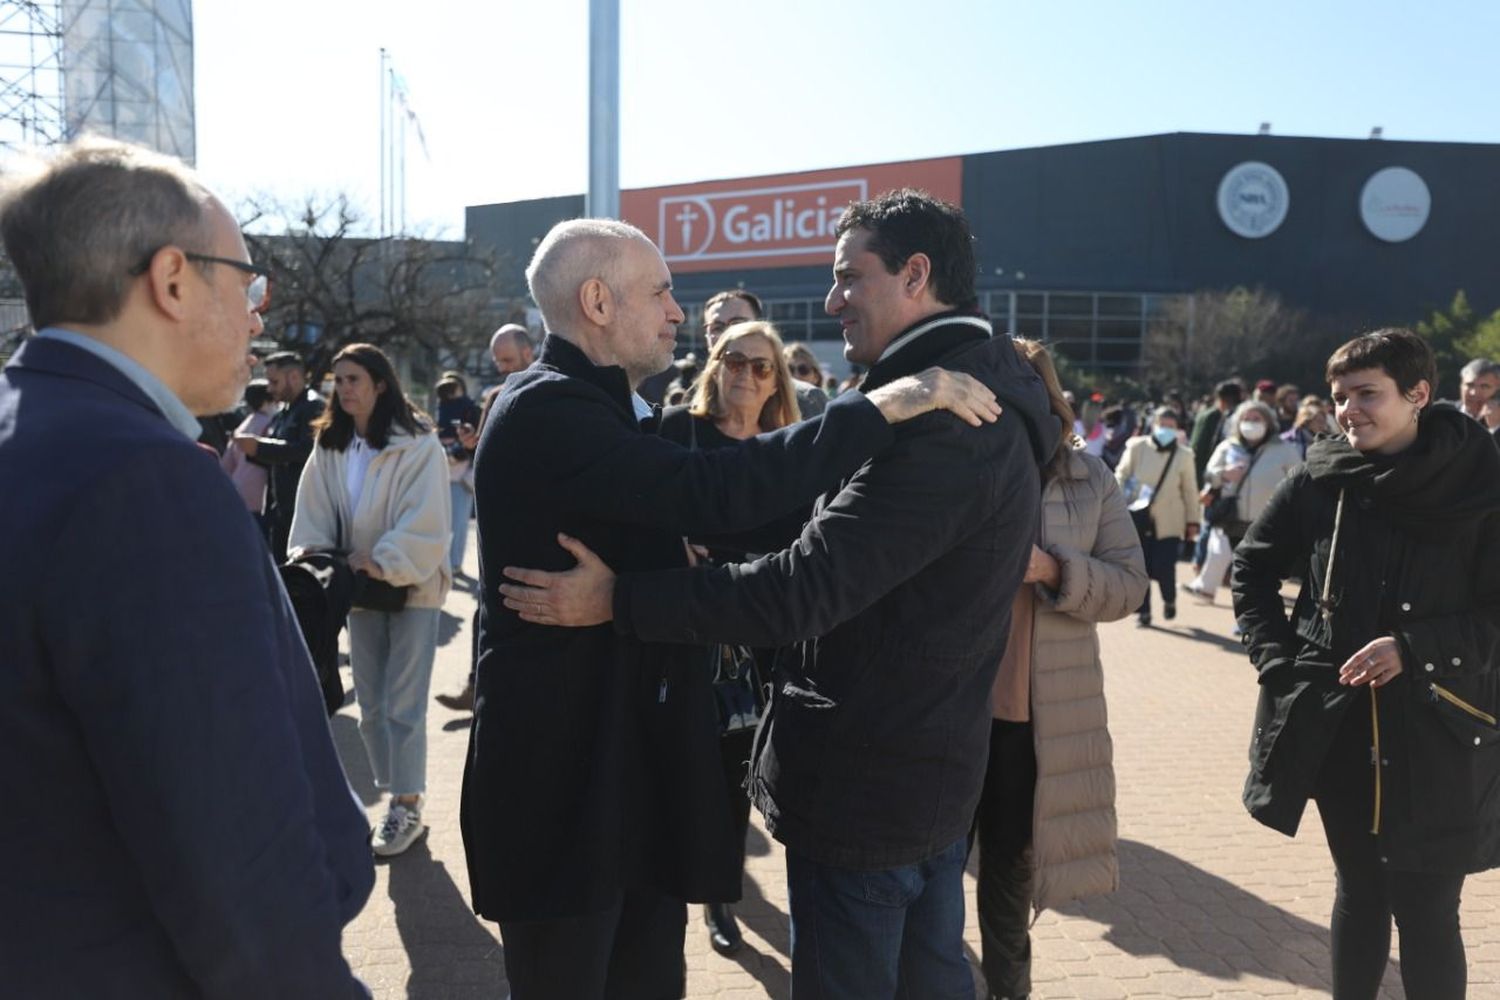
[{"left": 704, "top": 902, "right": 743, "bottom": 955}]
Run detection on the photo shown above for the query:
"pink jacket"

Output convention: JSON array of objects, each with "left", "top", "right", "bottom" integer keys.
[{"left": 221, "top": 410, "right": 274, "bottom": 513}]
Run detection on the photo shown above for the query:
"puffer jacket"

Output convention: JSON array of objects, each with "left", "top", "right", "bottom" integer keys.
[
  {"left": 1028, "top": 450, "right": 1148, "bottom": 911},
  {"left": 289, "top": 429, "right": 452, "bottom": 609},
  {"left": 1232, "top": 406, "right": 1500, "bottom": 873},
  {"left": 1205, "top": 436, "right": 1301, "bottom": 526},
  {"left": 1115, "top": 436, "right": 1198, "bottom": 538}
]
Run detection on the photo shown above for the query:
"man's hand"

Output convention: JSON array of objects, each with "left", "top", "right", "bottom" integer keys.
[
  {"left": 500, "top": 533, "right": 616, "bottom": 627},
  {"left": 865, "top": 367, "right": 1002, "bottom": 428},
  {"left": 233, "top": 433, "right": 261, "bottom": 457}
]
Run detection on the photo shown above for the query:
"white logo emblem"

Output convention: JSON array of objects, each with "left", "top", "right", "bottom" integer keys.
[
  {"left": 656, "top": 179, "right": 867, "bottom": 263},
  {"left": 1217, "top": 161, "right": 1290, "bottom": 239},
  {"left": 1360, "top": 167, "right": 1431, "bottom": 243}
]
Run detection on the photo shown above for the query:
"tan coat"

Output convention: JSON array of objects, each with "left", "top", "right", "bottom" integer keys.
[
  {"left": 1028, "top": 450, "right": 1149, "bottom": 912},
  {"left": 1115, "top": 436, "right": 1199, "bottom": 538}
]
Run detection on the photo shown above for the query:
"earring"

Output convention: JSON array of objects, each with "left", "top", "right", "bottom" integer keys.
[{"left": 1412, "top": 408, "right": 1420, "bottom": 424}]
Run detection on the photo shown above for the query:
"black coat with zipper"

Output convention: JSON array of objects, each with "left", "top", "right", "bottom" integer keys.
[
  {"left": 460, "top": 335, "right": 896, "bottom": 922},
  {"left": 612, "top": 314, "right": 1059, "bottom": 870},
  {"left": 1231, "top": 404, "right": 1500, "bottom": 873}
]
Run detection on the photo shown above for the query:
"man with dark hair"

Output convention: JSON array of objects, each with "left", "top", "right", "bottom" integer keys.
[
  {"left": 500, "top": 190, "right": 1057, "bottom": 997},
  {"left": 463, "top": 215, "right": 1002, "bottom": 999},
  {"left": 0, "top": 138, "right": 371, "bottom": 995},
  {"left": 1191, "top": 378, "right": 1245, "bottom": 482},
  {"left": 236, "top": 349, "right": 325, "bottom": 561},
  {"left": 1458, "top": 357, "right": 1500, "bottom": 420}
]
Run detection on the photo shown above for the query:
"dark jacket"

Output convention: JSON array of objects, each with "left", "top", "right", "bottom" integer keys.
[
  {"left": 252, "top": 388, "right": 325, "bottom": 535},
  {"left": 0, "top": 338, "right": 373, "bottom": 997},
  {"left": 612, "top": 314, "right": 1058, "bottom": 869},
  {"left": 1232, "top": 406, "right": 1500, "bottom": 873},
  {"left": 461, "top": 335, "right": 895, "bottom": 922},
  {"left": 1190, "top": 405, "right": 1225, "bottom": 481}
]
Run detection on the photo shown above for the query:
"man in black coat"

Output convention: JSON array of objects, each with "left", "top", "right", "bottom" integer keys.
[
  {"left": 463, "top": 217, "right": 1000, "bottom": 999},
  {"left": 237, "top": 350, "right": 324, "bottom": 561},
  {"left": 500, "top": 192, "right": 1058, "bottom": 998}
]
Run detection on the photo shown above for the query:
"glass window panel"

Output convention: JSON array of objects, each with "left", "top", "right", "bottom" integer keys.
[
  {"left": 1097, "top": 319, "right": 1143, "bottom": 342},
  {"left": 1097, "top": 295, "right": 1142, "bottom": 318},
  {"left": 769, "top": 300, "right": 809, "bottom": 322},
  {"left": 1012, "top": 316, "right": 1044, "bottom": 339},
  {"left": 1016, "top": 294, "right": 1045, "bottom": 316},
  {"left": 1050, "top": 294, "right": 1094, "bottom": 317},
  {"left": 1051, "top": 340, "right": 1091, "bottom": 364},
  {"left": 808, "top": 318, "right": 844, "bottom": 342},
  {"left": 1049, "top": 318, "right": 1093, "bottom": 344}
]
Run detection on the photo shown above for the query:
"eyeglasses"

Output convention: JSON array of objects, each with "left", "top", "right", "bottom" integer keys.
[
  {"left": 721, "top": 352, "right": 775, "bottom": 381},
  {"left": 790, "top": 363, "right": 817, "bottom": 378},
  {"left": 184, "top": 253, "right": 272, "bottom": 313},
  {"left": 131, "top": 247, "right": 272, "bottom": 313}
]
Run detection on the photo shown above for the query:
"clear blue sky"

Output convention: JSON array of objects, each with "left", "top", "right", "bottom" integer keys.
[{"left": 194, "top": 0, "right": 1498, "bottom": 237}]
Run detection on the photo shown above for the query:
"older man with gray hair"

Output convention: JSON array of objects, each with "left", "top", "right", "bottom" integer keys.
[
  {"left": 460, "top": 217, "right": 1000, "bottom": 998},
  {"left": 0, "top": 138, "right": 373, "bottom": 996},
  {"left": 1458, "top": 357, "right": 1500, "bottom": 420}
]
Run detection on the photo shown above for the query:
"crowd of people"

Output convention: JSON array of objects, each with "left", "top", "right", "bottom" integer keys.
[{"left": 4, "top": 135, "right": 1499, "bottom": 1000}]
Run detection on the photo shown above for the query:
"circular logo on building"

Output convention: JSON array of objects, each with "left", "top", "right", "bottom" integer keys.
[
  {"left": 1217, "top": 161, "right": 1290, "bottom": 239},
  {"left": 1361, "top": 166, "right": 1431, "bottom": 243}
]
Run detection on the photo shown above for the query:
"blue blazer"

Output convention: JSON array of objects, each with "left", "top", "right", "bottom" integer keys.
[{"left": 0, "top": 337, "right": 374, "bottom": 998}]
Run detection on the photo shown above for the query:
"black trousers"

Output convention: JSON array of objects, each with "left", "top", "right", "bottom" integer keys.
[
  {"left": 1137, "top": 536, "right": 1180, "bottom": 618},
  {"left": 499, "top": 889, "right": 687, "bottom": 1000},
  {"left": 973, "top": 719, "right": 1037, "bottom": 1000},
  {"left": 1314, "top": 694, "right": 1468, "bottom": 1000},
  {"left": 709, "top": 727, "right": 756, "bottom": 903}
]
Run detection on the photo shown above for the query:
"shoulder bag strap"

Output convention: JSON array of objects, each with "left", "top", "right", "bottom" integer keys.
[{"left": 1144, "top": 446, "right": 1177, "bottom": 513}]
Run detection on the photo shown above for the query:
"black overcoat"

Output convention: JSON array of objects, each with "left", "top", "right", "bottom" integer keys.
[
  {"left": 461, "top": 335, "right": 893, "bottom": 921},
  {"left": 1232, "top": 406, "right": 1500, "bottom": 873}
]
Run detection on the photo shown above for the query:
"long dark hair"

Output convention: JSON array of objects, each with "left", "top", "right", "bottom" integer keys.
[{"left": 313, "top": 342, "right": 429, "bottom": 451}]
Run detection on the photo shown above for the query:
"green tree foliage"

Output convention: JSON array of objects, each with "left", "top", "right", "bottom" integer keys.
[{"left": 1415, "top": 291, "right": 1500, "bottom": 394}]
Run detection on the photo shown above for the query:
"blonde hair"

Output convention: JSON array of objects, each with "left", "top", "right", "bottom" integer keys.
[
  {"left": 1011, "top": 337, "right": 1078, "bottom": 484},
  {"left": 689, "top": 321, "right": 801, "bottom": 430}
]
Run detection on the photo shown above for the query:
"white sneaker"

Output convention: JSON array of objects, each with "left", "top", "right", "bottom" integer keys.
[
  {"left": 1184, "top": 581, "right": 1215, "bottom": 604},
  {"left": 373, "top": 799, "right": 428, "bottom": 858}
]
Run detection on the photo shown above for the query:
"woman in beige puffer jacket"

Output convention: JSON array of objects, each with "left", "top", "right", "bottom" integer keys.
[{"left": 975, "top": 340, "right": 1149, "bottom": 1000}]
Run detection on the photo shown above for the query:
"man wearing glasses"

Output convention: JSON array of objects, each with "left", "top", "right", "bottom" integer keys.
[
  {"left": 0, "top": 138, "right": 373, "bottom": 996},
  {"left": 702, "top": 288, "right": 827, "bottom": 417}
]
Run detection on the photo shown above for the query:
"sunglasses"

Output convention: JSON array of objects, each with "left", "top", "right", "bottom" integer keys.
[
  {"left": 721, "top": 352, "right": 776, "bottom": 381},
  {"left": 791, "top": 363, "right": 817, "bottom": 378}
]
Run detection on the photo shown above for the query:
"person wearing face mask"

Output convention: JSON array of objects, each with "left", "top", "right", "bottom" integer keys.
[
  {"left": 1185, "top": 400, "right": 1300, "bottom": 605},
  {"left": 1115, "top": 407, "right": 1199, "bottom": 626},
  {"left": 1231, "top": 329, "right": 1500, "bottom": 999}
]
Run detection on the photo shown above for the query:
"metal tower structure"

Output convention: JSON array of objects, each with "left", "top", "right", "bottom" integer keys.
[{"left": 0, "top": 1, "right": 66, "bottom": 152}]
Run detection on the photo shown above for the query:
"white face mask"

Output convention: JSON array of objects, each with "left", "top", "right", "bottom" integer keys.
[
  {"left": 1240, "top": 420, "right": 1268, "bottom": 443},
  {"left": 1153, "top": 427, "right": 1178, "bottom": 447}
]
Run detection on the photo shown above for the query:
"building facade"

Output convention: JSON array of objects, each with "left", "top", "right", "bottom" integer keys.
[{"left": 466, "top": 133, "right": 1500, "bottom": 377}]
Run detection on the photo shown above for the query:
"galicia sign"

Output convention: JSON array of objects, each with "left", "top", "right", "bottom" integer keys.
[
  {"left": 1360, "top": 166, "right": 1431, "bottom": 243},
  {"left": 621, "top": 157, "right": 963, "bottom": 273},
  {"left": 1217, "top": 161, "right": 1290, "bottom": 239}
]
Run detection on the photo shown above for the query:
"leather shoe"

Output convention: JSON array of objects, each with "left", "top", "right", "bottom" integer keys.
[
  {"left": 434, "top": 681, "right": 474, "bottom": 712},
  {"left": 704, "top": 902, "right": 743, "bottom": 955}
]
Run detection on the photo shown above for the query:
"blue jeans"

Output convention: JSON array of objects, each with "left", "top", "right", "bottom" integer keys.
[
  {"left": 448, "top": 480, "right": 473, "bottom": 571},
  {"left": 347, "top": 606, "right": 440, "bottom": 796},
  {"left": 786, "top": 837, "right": 971, "bottom": 999}
]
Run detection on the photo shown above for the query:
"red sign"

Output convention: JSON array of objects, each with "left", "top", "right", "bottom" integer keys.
[{"left": 620, "top": 157, "right": 963, "bottom": 273}]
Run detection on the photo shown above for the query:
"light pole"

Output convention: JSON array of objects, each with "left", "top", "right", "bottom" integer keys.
[{"left": 586, "top": 0, "right": 619, "bottom": 219}]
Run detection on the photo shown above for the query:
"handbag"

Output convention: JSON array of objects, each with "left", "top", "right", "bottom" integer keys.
[
  {"left": 1130, "top": 446, "right": 1177, "bottom": 543},
  {"left": 1204, "top": 443, "right": 1265, "bottom": 526},
  {"left": 710, "top": 642, "right": 765, "bottom": 735},
  {"left": 336, "top": 505, "right": 411, "bottom": 612}
]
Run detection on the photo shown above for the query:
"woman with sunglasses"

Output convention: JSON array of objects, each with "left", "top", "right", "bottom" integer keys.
[
  {"left": 783, "top": 340, "right": 830, "bottom": 417},
  {"left": 1233, "top": 329, "right": 1500, "bottom": 998},
  {"left": 658, "top": 320, "right": 803, "bottom": 956}
]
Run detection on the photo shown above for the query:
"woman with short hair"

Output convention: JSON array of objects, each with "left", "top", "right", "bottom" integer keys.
[
  {"left": 1233, "top": 328, "right": 1500, "bottom": 998},
  {"left": 290, "top": 343, "right": 452, "bottom": 858}
]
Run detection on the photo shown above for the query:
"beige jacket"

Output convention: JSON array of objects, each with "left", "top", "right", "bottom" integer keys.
[
  {"left": 1115, "top": 436, "right": 1199, "bottom": 539},
  {"left": 1028, "top": 450, "right": 1149, "bottom": 912},
  {"left": 289, "top": 429, "right": 452, "bottom": 609},
  {"left": 1205, "top": 436, "right": 1301, "bottom": 525}
]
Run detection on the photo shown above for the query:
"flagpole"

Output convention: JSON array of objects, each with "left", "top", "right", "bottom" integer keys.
[
  {"left": 378, "top": 47, "right": 387, "bottom": 238},
  {"left": 586, "top": 0, "right": 619, "bottom": 219}
]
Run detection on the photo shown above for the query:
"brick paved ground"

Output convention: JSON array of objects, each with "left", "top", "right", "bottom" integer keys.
[{"left": 339, "top": 543, "right": 1500, "bottom": 998}]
